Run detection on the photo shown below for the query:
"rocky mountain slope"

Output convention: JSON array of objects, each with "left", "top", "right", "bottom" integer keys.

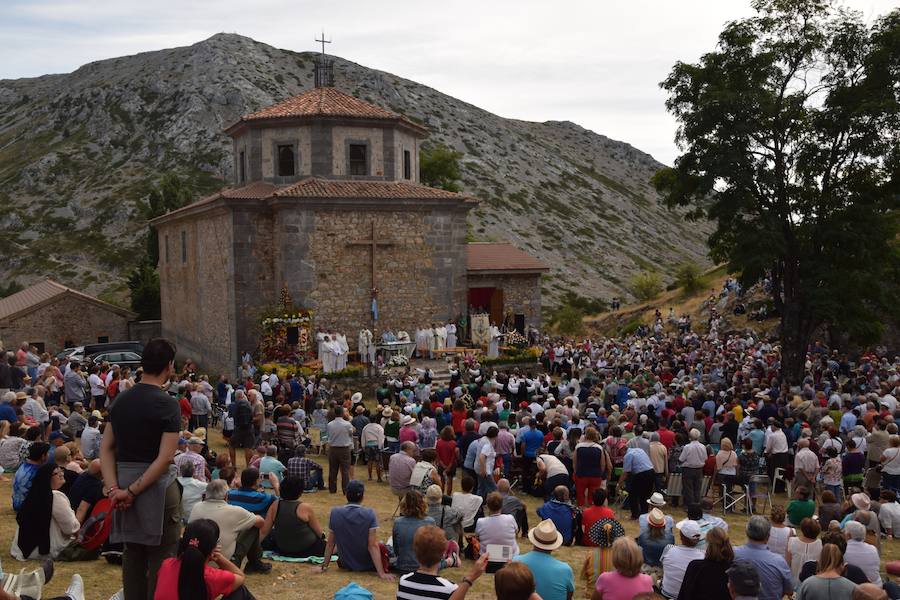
[{"left": 0, "top": 33, "right": 713, "bottom": 307}]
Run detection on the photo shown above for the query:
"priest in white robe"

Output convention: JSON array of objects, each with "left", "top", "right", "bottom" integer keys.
[
  {"left": 321, "top": 335, "right": 336, "bottom": 373},
  {"left": 446, "top": 323, "right": 457, "bottom": 348},
  {"left": 487, "top": 325, "right": 500, "bottom": 358},
  {"left": 436, "top": 323, "right": 447, "bottom": 351},
  {"left": 316, "top": 331, "right": 326, "bottom": 361},
  {"left": 334, "top": 332, "right": 349, "bottom": 371}
]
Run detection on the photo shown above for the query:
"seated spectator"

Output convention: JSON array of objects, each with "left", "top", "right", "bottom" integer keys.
[
  {"left": 188, "top": 479, "right": 271, "bottom": 574},
  {"left": 582, "top": 488, "right": 616, "bottom": 546},
  {"left": 258, "top": 446, "right": 286, "bottom": 488},
  {"left": 726, "top": 560, "right": 761, "bottom": 599},
  {"left": 766, "top": 504, "right": 794, "bottom": 559},
  {"left": 592, "top": 537, "right": 653, "bottom": 600},
  {"left": 410, "top": 448, "right": 441, "bottom": 494},
  {"left": 785, "top": 517, "right": 822, "bottom": 586},
  {"left": 154, "top": 518, "right": 248, "bottom": 600},
  {"left": 475, "top": 491, "right": 518, "bottom": 572},
  {"left": 637, "top": 508, "right": 675, "bottom": 570},
  {"left": 842, "top": 521, "right": 881, "bottom": 586},
  {"left": 677, "top": 526, "right": 734, "bottom": 600},
  {"left": 425, "top": 484, "right": 463, "bottom": 547},
  {"left": 314, "top": 480, "right": 394, "bottom": 580},
  {"left": 67, "top": 459, "right": 103, "bottom": 524},
  {"left": 797, "top": 530, "right": 868, "bottom": 585},
  {"left": 0, "top": 422, "right": 27, "bottom": 473},
  {"left": 174, "top": 437, "right": 209, "bottom": 482},
  {"left": 497, "top": 478, "right": 528, "bottom": 536},
  {"left": 818, "top": 489, "right": 843, "bottom": 526},
  {"left": 787, "top": 486, "right": 816, "bottom": 527},
  {"left": 392, "top": 490, "right": 441, "bottom": 574},
  {"left": 514, "top": 519, "right": 575, "bottom": 600},
  {"left": 581, "top": 516, "right": 626, "bottom": 591},
  {"left": 660, "top": 520, "right": 705, "bottom": 598},
  {"left": 11, "top": 463, "right": 80, "bottom": 561},
  {"left": 536, "top": 485, "right": 576, "bottom": 546},
  {"left": 733, "top": 515, "right": 793, "bottom": 600},
  {"left": 226, "top": 468, "right": 276, "bottom": 517},
  {"left": 12, "top": 442, "right": 50, "bottom": 512},
  {"left": 450, "top": 475, "right": 483, "bottom": 533},
  {"left": 494, "top": 561, "right": 541, "bottom": 600},
  {"left": 286, "top": 446, "right": 324, "bottom": 492},
  {"left": 676, "top": 502, "right": 728, "bottom": 550},
  {"left": 176, "top": 462, "right": 208, "bottom": 524},
  {"left": 878, "top": 489, "right": 900, "bottom": 537},
  {"left": 794, "top": 543, "right": 856, "bottom": 600},
  {"left": 396, "top": 525, "right": 489, "bottom": 600},
  {"left": 52, "top": 446, "right": 77, "bottom": 494},
  {"left": 260, "top": 476, "right": 326, "bottom": 558},
  {"left": 638, "top": 493, "right": 674, "bottom": 535}
]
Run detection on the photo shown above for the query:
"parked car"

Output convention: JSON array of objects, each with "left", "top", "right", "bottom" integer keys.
[
  {"left": 89, "top": 350, "right": 143, "bottom": 369},
  {"left": 58, "top": 347, "right": 85, "bottom": 363},
  {"left": 82, "top": 341, "right": 143, "bottom": 356}
]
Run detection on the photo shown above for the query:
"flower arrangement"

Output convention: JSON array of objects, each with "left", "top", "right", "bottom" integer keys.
[
  {"left": 261, "top": 313, "right": 312, "bottom": 327},
  {"left": 387, "top": 354, "right": 409, "bottom": 367},
  {"left": 504, "top": 330, "right": 528, "bottom": 347}
]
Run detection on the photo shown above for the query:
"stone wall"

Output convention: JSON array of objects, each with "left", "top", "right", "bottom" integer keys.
[
  {"left": 466, "top": 273, "right": 543, "bottom": 327},
  {"left": 158, "top": 209, "right": 237, "bottom": 375},
  {"left": 0, "top": 295, "right": 130, "bottom": 353},
  {"left": 392, "top": 130, "right": 419, "bottom": 182},
  {"left": 259, "top": 125, "right": 312, "bottom": 181},
  {"left": 331, "top": 126, "right": 385, "bottom": 178},
  {"left": 231, "top": 207, "right": 276, "bottom": 366}
]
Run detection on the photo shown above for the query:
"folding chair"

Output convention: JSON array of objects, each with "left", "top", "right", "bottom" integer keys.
[
  {"left": 721, "top": 481, "right": 750, "bottom": 514},
  {"left": 308, "top": 428, "right": 324, "bottom": 456},
  {"left": 773, "top": 467, "right": 791, "bottom": 497},
  {"left": 748, "top": 474, "right": 772, "bottom": 514}
]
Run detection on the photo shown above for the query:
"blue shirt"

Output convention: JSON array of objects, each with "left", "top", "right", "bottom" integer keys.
[
  {"left": 521, "top": 428, "right": 544, "bottom": 457},
  {"left": 12, "top": 462, "right": 39, "bottom": 512},
  {"left": 733, "top": 542, "right": 792, "bottom": 600},
  {"left": 840, "top": 412, "right": 857, "bottom": 434},
  {"left": 329, "top": 503, "right": 378, "bottom": 571},
  {"left": 623, "top": 447, "right": 653, "bottom": 474},
  {"left": 0, "top": 404, "right": 18, "bottom": 424},
  {"left": 749, "top": 429, "right": 766, "bottom": 455},
  {"left": 464, "top": 439, "right": 480, "bottom": 470},
  {"left": 514, "top": 550, "right": 575, "bottom": 600},
  {"left": 259, "top": 456, "right": 286, "bottom": 487},
  {"left": 227, "top": 487, "right": 276, "bottom": 516},
  {"left": 536, "top": 500, "right": 575, "bottom": 544},
  {"left": 290, "top": 380, "right": 303, "bottom": 403}
]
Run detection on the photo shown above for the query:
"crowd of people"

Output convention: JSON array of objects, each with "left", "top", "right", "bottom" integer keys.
[{"left": 1, "top": 328, "right": 899, "bottom": 600}]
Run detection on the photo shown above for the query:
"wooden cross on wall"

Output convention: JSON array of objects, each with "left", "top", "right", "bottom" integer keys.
[{"left": 346, "top": 221, "right": 394, "bottom": 297}]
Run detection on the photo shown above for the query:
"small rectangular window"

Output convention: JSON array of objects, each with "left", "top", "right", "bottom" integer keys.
[
  {"left": 64, "top": 340, "right": 74, "bottom": 349},
  {"left": 277, "top": 145, "right": 295, "bottom": 177},
  {"left": 181, "top": 230, "right": 187, "bottom": 264},
  {"left": 165, "top": 235, "right": 170, "bottom": 263},
  {"left": 403, "top": 150, "right": 411, "bottom": 180},
  {"left": 239, "top": 150, "right": 246, "bottom": 183},
  {"left": 349, "top": 144, "right": 367, "bottom": 176},
  {"left": 32, "top": 342, "right": 45, "bottom": 354},
  {"left": 97, "top": 336, "right": 109, "bottom": 344}
]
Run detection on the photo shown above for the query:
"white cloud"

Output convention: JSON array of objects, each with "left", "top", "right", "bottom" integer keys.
[{"left": 0, "top": 0, "right": 895, "bottom": 164}]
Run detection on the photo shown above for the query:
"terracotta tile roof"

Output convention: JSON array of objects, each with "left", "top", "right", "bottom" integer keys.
[
  {"left": 466, "top": 243, "right": 549, "bottom": 273},
  {"left": 239, "top": 87, "right": 424, "bottom": 133},
  {"left": 275, "top": 177, "right": 475, "bottom": 201},
  {"left": 149, "top": 182, "right": 280, "bottom": 224},
  {"left": 0, "top": 279, "right": 135, "bottom": 322}
]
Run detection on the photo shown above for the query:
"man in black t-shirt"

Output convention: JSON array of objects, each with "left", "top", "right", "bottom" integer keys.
[
  {"left": 101, "top": 338, "right": 182, "bottom": 600},
  {"left": 69, "top": 459, "right": 103, "bottom": 523}
]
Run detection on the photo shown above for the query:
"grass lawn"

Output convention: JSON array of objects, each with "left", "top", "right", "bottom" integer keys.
[{"left": 2, "top": 428, "right": 898, "bottom": 599}]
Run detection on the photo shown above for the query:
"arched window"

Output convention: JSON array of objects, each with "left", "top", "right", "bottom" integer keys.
[{"left": 277, "top": 145, "right": 296, "bottom": 177}]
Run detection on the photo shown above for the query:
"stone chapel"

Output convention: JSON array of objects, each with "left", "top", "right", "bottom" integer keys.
[{"left": 152, "top": 56, "right": 547, "bottom": 374}]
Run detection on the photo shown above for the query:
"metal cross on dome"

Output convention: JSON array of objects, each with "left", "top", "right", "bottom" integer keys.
[{"left": 315, "top": 30, "right": 331, "bottom": 56}]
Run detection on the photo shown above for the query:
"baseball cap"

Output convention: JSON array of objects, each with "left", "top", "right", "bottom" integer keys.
[
  {"left": 679, "top": 520, "right": 702, "bottom": 540},
  {"left": 49, "top": 431, "right": 70, "bottom": 442},
  {"left": 727, "top": 560, "right": 760, "bottom": 596}
]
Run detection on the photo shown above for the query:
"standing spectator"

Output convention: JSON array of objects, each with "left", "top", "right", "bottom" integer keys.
[
  {"left": 519, "top": 419, "right": 544, "bottom": 495},
  {"left": 435, "top": 426, "right": 458, "bottom": 494},
  {"left": 313, "top": 480, "right": 394, "bottom": 580},
  {"left": 621, "top": 445, "right": 655, "bottom": 520},
  {"left": 513, "top": 519, "right": 575, "bottom": 600},
  {"left": 793, "top": 439, "right": 818, "bottom": 497},
  {"left": 842, "top": 439, "right": 866, "bottom": 494},
  {"left": 678, "top": 429, "right": 707, "bottom": 508},
  {"left": 326, "top": 406, "right": 354, "bottom": 494},
  {"left": 733, "top": 516, "right": 793, "bottom": 600},
  {"left": 189, "top": 384, "right": 211, "bottom": 432},
  {"left": 785, "top": 517, "right": 822, "bottom": 585},
  {"left": 476, "top": 426, "right": 499, "bottom": 497},
  {"left": 648, "top": 432, "right": 669, "bottom": 491},
  {"left": 715, "top": 437, "right": 738, "bottom": 494},
  {"left": 573, "top": 427, "right": 610, "bottom": 507},
  {"left": 591, "top": 537, "right": 653, "bottom": 600},
  {"left": 867, "top": 420, "right": 890, "bottom": 468},
  {"left": 822, "top": 447, "right": 844, "bottom": 502},
  {"left": 535, "top": 451, "right": 570, "bottom": 498},
  {"left": 764, "top": 421, "right": 789, "bottom": 493},
  {"left": 100, "top": 338, "right": 184, "bottom": 600},
  {"left": 63, "top": 363, "right": 86, "bottom": 409},
  {"left": 361, "top": 415, "right": 385, "bottom": 483},
  {"left": 879, "top": 435, "right": 900, "bottom": 493},
  {"left": 86, "top": 366, "right": 106, "bottom": 411}
]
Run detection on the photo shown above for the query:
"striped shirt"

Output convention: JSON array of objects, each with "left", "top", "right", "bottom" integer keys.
[{"left": 397, "top": 572, "right": 458, "bottom": 600}]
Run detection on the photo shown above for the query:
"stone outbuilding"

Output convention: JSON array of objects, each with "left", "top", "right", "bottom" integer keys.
[
  {"left": 466, "top": 243, "right": 549, "bottom": 331},
  {"left": 0, "top": 279, "right": 136, "bottom": 354},
  {"left": 151, "top": 59, "right": 546, "bottom": 374}
]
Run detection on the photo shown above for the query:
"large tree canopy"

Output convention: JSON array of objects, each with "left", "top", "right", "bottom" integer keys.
[{"left": 653, "top": 0, "right": 900, "bottom": 383}]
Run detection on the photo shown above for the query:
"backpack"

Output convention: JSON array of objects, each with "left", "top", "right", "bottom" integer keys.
[
  {"left": 78, "top": 497, "right": 114, "bottom": 551},
  {"left": 234, "top": 399, "right": 252, "bottom": 427}
]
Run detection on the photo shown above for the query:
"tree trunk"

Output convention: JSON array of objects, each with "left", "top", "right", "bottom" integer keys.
[{"left": 780, "top": 304, "right": 810, "bottom": 386}]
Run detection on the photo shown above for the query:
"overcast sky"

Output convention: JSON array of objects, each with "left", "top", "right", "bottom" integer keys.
[{"left": 1, "top": 0, "right": 894, "bottom": 165}]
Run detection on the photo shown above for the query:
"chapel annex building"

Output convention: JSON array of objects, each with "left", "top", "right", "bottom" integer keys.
[{"left": 152, "top": 64, "right": 546, "bottom": 375}]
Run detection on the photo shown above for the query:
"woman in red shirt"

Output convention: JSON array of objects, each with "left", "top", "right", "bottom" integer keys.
[
  {"left": 436, "top": 425, "right": 458, "bottom": 495},
  {"left": 155, "top": 519, "right": 246, "bottom": 600},
  {"left": 451, "top": 399, "right": 468, "bottom": 440}
]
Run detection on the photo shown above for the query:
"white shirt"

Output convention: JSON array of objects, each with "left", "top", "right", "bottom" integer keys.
[
  {"left": 536, "top": 454, "right": 568, "bottom": 479},
  {"left": 478, "top": 439, "right": 497, "bottom": 476},
  {"left": 451, "top": 492, "right": 484, "bottom": 528},
  {"left": 765, "top": 429, "right": 789, "bottom": 454},
  {"left": 880, "top": 501, "right": 900, "bottom": 536},
  {"left": 679, "top": 441, "right": 707, "bottom": 468},
  {"left": 88, "top": 373, "right": 106, "bottom": 396},
  {"left": 661, "top": 545, "right": 705, "bottom": 597},
  {"left": 177, "top": 476, "right": 207, "bottom": 521},
  {"left": 844, "top": 539, "right": 882, "bottom": 585},
  {"left": 474, "top": 513, "right": 519, "bottom": 558}
]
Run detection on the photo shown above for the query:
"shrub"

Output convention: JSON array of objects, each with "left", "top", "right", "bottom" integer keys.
[
  {"left": 674, "top": 262, "right": 707, "bottom": 296},
  {"left": 555, "top": 306, "right": 584, "bottom": 334},
  {"left": 631, "top": 271, "right": 662, "bottom": 302}
]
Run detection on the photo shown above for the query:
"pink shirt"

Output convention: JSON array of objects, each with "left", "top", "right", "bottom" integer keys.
[
  {"left": 399, "top": 427, "right": 418, "bottom": 444},
  {"left": 594, "top": 571, "right": 653, "bottom": 600}
]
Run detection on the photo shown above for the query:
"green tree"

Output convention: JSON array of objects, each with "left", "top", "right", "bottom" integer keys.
[
  {"left": 127, "top": 262, "right": 161, "bottom": 320},
  {"left": 555, "top": 305, "right": 584, "bottom": 335},
  {"left": 129, "top": 173, "right": 196, "bottom": 318},
  {"left": 420, "top": 144, "right": 463, "bottom": 192},
  {"left": 0, "top": 281, "right": 23, "bottom": 299},
  {"left": 674, "top": 263, "right": 707, "bottom": 296},
  {"left": 653, "top": 0, "right": 900, "bottom": 383},
  {"left": 631, "top": 271, "right": 662, "bottom": 302}
]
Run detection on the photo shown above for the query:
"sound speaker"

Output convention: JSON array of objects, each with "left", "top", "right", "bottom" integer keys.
[{"left": 286, "top": 327, "right": 299, "bottom": 345}]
